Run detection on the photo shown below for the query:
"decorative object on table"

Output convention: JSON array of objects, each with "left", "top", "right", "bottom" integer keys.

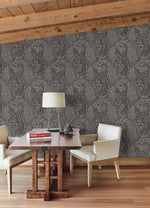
[
  {"left": 42, "top": 92, "right": 65, "bottom": 132},
  {"left": 62, "top": 123, "right": 73, "bottom": 133},
  {"left": 27, "top": 128, "right": 52, "bottom": 143}
]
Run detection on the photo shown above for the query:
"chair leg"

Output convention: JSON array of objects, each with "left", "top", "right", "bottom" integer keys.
[
  {"left": 70, "top": 153, "right": 73, "bottom": 174},
  {"left": 88, "top": 162, "right": 92, "bottom": 187},
  {"left": 114, "top": 158, "right": 120, "bottom": 179},
  {"left": 7, "top": 167, "right": 12, "bottom": 194}
]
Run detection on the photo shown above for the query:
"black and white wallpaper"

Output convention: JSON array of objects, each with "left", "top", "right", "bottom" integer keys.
[{"left": 0, "top": 24, "right": 150, "bottom": 157}]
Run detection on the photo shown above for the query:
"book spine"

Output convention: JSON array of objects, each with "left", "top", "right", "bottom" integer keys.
[
  {"left": 29, "top": 136, "right": 52, "bottom": 140},
  {"left": 29, "top": 133, "right": 51, "bottom": 138},
  {"left": 29, "top": 137, "right": 52, "bottom": 142},
  {"left": 29, "top": 140, "right": 51, "bottom": 143}
]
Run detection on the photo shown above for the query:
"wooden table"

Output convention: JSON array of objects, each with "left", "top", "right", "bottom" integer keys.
[{"left": 9, "top": 128, "right": 81, "bottom": 201}]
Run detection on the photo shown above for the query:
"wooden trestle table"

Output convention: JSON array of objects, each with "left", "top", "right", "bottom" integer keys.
[{"left": 9, "top": 128, "right": 81, "bottom": 201}]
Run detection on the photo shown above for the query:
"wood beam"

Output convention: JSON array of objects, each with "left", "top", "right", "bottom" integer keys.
[
  {"left": 0, "top": 0, "right": 150, "bottom": 32},
  {"left": 0, "top": 0, "right": 149, "bottom": 44},
  {"left": 0, "top": 11, "right": 150, "bottom": 45}
]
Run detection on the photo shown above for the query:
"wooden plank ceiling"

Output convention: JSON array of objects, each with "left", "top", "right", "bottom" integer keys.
[{"left": 0, "top": 0, "right": 149, "bottom": 44}]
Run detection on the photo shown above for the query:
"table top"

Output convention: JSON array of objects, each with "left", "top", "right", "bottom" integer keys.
[{"left": 9, "top": 128, "right": 81, "bottom": 150}]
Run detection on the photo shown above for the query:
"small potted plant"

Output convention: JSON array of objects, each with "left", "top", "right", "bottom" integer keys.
[{"left": 62, "top": 123, "right": 73, "bottom": 134}]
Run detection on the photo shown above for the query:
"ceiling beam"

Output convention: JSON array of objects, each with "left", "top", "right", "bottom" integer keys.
[
  {"left": 0, "top": 0, "right": 149, "bottom": 44},
  {"left": 0, "top": 0, "right": 150, "bottom": 32},
  {"left": 0, "top": 11, "right": 149, "bottom": 45}
]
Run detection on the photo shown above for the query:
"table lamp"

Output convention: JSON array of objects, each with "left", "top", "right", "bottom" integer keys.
[{"left": 42, "top": 92, "right": 65, "bottom": 132}]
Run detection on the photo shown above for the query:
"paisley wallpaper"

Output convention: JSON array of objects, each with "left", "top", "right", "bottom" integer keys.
[{"left": 0, "top": 24, "right": 150, "bottom": 157}]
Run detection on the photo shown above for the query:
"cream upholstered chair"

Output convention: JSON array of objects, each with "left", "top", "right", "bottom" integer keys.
[
  {"left": 0, "top": 125, "right": 32, "bottom": 194},
  {"left": 70, "top": 123, "right": 122, "bottom": 187}
]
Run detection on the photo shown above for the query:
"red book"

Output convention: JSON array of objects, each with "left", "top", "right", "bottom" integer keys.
[
  {"left": 27, "top": 129, "right": 51, "bottom": 138},
  {"left": 29, "top": 133, "right": 51, "bottom": 138}
]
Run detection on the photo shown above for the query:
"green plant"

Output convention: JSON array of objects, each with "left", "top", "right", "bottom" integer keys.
[{"left": 63, "top": 123, "right": 73, "bottom": 133}]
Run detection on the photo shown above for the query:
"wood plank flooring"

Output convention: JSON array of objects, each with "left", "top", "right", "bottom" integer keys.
[{"left": 0, "top": 166, "right": 150, "bottom": 207}]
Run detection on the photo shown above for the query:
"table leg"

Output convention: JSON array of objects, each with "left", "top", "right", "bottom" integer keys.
[
  {"left": 57, "top": 150, "right": 63, "bottom": 192},
  {"left": 63, "top": 150, "right": 67, "bottom": 171},
  {"left": 27, "top": 149, "right": 69, "bottom": 200},
  {"left": 32, "top": 150, "right": 38, "bottom": 192},
  {"left": 53, "top": 149, "right": 56, "bottom": 171},
  {"left": 27, "top": 149, "right": 40, "bottom": 199},
  {"left": 44, "top": 150, "right": 50, "bottom": 201}
]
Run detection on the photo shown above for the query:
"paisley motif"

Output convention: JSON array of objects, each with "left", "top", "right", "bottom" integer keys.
[{"left": 0, "top": 24, "right": 149, "bottom": 157}]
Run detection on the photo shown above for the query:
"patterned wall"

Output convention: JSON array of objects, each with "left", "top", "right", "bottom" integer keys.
[{"left": 0, "top": 24, "right": 150, "bottom": 157}]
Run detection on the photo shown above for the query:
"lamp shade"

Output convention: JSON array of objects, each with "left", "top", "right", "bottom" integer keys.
[{"left": 42, "top": 92, "right": 65, "bottom": 108}]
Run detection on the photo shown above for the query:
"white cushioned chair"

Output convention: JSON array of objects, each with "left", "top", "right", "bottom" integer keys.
[
  {"left": 0, "top": 125, "right": 32, "bottom": 194},
  {"left": 70, "top": 123, "right": 122, "bottom": 187}
]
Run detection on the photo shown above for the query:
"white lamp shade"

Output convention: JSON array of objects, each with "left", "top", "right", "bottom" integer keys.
[{"left": 42, "top": 92, "right": 65, "bottom": 108}]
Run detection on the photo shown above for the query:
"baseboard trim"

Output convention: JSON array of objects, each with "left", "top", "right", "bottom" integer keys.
[
  {"left": 69, "top": 158, "right": 150, "bottom": 167},
  {"left": 20, "top": 158, "right": 150, "bottom": 167},
  {"left": 118, "top": 158, "right": 150, "bottom": 166}
]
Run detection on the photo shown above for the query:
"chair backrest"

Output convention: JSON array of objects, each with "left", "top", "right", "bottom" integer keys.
[
  {"left": 0, "top": 125, "right": 8, "bottom": 148},
  {"left": 97, "top": 123, "right": 122, "bottom": 141}
]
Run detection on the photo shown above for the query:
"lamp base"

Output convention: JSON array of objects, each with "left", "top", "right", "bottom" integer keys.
[{"left": 47, "top": 128, "right": 60, "bottom": 132}]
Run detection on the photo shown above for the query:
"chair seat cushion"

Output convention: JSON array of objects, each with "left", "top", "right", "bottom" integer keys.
[
  {"left": 70, "top": 145, "right": 96, "bottom": 162},
  {"left": 2, "top": 149, "right": 32, "bottom": 167}
]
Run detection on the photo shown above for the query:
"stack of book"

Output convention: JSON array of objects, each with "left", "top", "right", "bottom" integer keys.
[{"left": 27, "top": 129, "right": 52, "bottom": 143}]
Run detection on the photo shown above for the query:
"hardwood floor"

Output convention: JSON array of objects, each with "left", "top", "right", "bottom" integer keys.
[{"left": 1, "top": 165, "right": 150, "bottom": 207}]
